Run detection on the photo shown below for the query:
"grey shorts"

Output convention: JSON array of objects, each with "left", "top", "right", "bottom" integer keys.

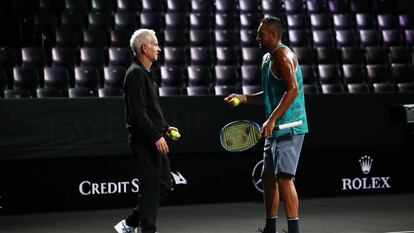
[{"left": 262, "top": 134, "right": 305, "bottom": 176}]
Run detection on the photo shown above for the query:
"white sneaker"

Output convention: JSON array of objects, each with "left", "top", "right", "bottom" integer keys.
[{"left": 114, "top": 219, "right": 136, "bottom": 233}]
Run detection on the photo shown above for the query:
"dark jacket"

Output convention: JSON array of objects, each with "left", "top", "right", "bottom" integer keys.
[{"left": 123, "top": 58, "right": 168, "bottom": 145}]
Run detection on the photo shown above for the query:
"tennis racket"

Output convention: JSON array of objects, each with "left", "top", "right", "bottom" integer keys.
[{"left": 220, "top": 120, "right": 303, "bottom": 152}]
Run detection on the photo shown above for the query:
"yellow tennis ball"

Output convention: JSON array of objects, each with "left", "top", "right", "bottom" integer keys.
[
  {"left": 231, "top": 97, "right": 240, "bottom": 106},
  {"left": 170, "top": 130, "right": 181, "bottom": 139}
]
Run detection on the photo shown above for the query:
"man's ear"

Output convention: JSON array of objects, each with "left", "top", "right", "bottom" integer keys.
[{"left": 141, "top": 44, "right": 147, "bottom": 54}]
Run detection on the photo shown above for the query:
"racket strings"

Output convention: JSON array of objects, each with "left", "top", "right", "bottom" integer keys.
[{"left": 222, "top": 123, "right": 259, "bottom": 151}]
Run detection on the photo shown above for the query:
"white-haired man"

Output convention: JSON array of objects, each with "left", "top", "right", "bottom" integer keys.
[{"left": 114, "top": 29, "right": 179, "bottom": 233}]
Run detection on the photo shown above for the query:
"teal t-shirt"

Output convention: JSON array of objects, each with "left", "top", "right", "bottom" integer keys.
[{"left": 262, "top": 44, "right": 309, "bottom": 138}]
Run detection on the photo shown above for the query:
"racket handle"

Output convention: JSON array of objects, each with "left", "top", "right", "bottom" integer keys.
[{"left": 277, "top": 120, "right": 303, "bottom": 130}]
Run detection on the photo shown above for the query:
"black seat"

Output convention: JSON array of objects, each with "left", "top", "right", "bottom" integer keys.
[
  {"left": 347, "top": 83, "right": 369, "bottom": 93},
  {"left": 306, "top": 0, "right": 327, "bottom": 13},
  {"left": 389, "top": 46, "right": 411, "bottom": 64},
  {"left": 55, "top": 28, "right": 81, "bottom": 48},
  {"left": 116, "top": 0, "right": 139, "bottom": 12},
  {"left": 74, "top": 66, "right": 100, "bottom": 90},
  {"left": 0, "top": 47, "right": 18, "bottom": 86},
  {"left": 189, "top": 29, "right": 212, "bottom": 46},
  {"left": 191, "top": 0, "right": 213, "bottom": 13},
  {"left": 165, "top": 12, "right": 187, "bottom": 29},
  {"left": 342, "top": 64, "right": 366, "bottom": 84},
  {"left": 242, "top": 47, "right": 261, "bottom": 65},
  {"left": 158, "top": 86, "right": 183, "bottom": 96},
  {"left": 51, "top": 47, "right": 77, "bottom": 71},
  {"left": 355, "top": 13, "right": 376, "bottom": 29},
  {"left": 215, "top": 65, "right": 238, "bottom": 86},
  {"left": 372, "top": 83, "right": 395, "bottom": 93},
  {"left": 382, "top": 30, "right": 403, "bottom": 47},
  {"left": 43, "top": 67, "right": 70, "bottom": 95},
  {"left": 321, "top": 83, "right": 345, "bottom": 93},
  {"left": 61, "top": 10, "right": 87, "bottom": 31},
  {"left": 186, "top": 86, "right": 211, "bottom": 96},
  {"left": 335, "top": 30, "right": 357, "bottom": 47},
  {"left": 239, "top": 0, "right": 259, "bottom": 13},
  {"left": 300, "top": 65, "right": 318, "bottom": 84},
  {"left": 13, "top": 67, "right": 39, "bottom": 96},
  {"left": 216, "top": 47, "right": 238, "bottom": 65},
  {"left": 215, "top": 29, "right": 237, "bottom": 46},
  {"left": 21, "top": 47, "right": 46, "bottom": 70},
  {"left": 288, "top": 29, "right": 311, "bottom": 46},
  {"left": 91, "top": 0, "right": 114, "bottom": 12},
  {"left": 316, "top": 47, "right": 339, "bottom": 64},
  {"left": 98, "top": 87, "right": 122, "bottom": 97},
  {"left": 163, "top": 47, "right": 187, "bottom": 66},
  {"left": 88, "top": 11, "right": 111, "bottom": 31},
  {"left": 140, "top": 12, "right": 163, "bottom": 31},
  {"left": 359, "top": 29, "right": 381, "bottom": 47},
  {"left": 333, "top": 14, "right": 353, "bottom": 29},
  {"left": 261, "top": 0, "right": 282, "bottom": 14},
  {"left": 108, "top": 47, "right": 132, "bottom": 67},
  {"left": 397, "top": 82, "right": 414, "bottom": 93},
  {"left": 80, "top": 47, "right": 106, "bottom": 68},
  {"left": 37, "top": 87, "right": 64, "bottom": 98},
  {"left": 242, "top": 85, "right": 262, "bottom": 94},
  {"left": 160, "top": 66, "right": 185, "bottom": 87},
  {"left": 303, "top": 83, "right": 320, "bottom": 94},
  {"left": 310, "top": 13, "right": 331, "bottom": 29},
  {"left": 240, "top": 29, "right": 258, "bottom": 46},
  {"left": 68, "top": 87, "right": 97, "bottom": 97},
  {"left": 142, "top": 0, "right": 164, "bottom": 12},
  {"left": 377, "top": 14, "right": 398, "bottom": 30},
  {"left": 366, "top": 65, "right": 391, "bottom": 84},
  {"left": 292, "top": 47, "right": 315, "bottom": 65},
  {"left": 241, "top": 65, "right": 261, "bottom": 85},
  {"left": 340, "top": 47, "right": 363, "bottom": 64},
  {"left": 190, "top": 47, "right": 213, "bottom": 66},
  {"left": 312, "top": 30, "right": 335, "bottom": 47},
  {"left": 189, "top": 12, "right": 211, "bottom": 29},
  {"left": 167, "top": 0, "right": 188, "bottom": 12},
  {"left": 215, "top": 13, "right": 237, "bottom": 29},
  {"left": 187, "top": 65, "right": 211, "bottom": 86},
  {"left": 110, "top": 29, "right": 130, "bottom": 47},
  {"left": 391, "top": 64, "right": 414, "bottom": 83},
  {"left": 365, "top": 47, "right": 389, "bottom": 64},
  {"left": 287, "top": 14, "right": 308, "bottom": 29},
  {"left": 103, "top": 66, "right": 125, "bottom": 88},
  {"left": 83, "top": 28, "right": 107, "bottom": 47},
  {"left": 240, "top": 12, "right": 261, "bottom": 29},
  {"left": 285, "top": 0, "right": 304, "bottom": 14},
  {"left": 215, "top": 0, "right": 237, "bottom": 13},
  {"left": 114, "top": 11, "right": 138, "bottom": 32},
  {"left": 164, "top": 29, "right": 187, "bottom": 46},
  {"left": 4, "top": 89, "right": 32, "bottom": 99},
  {"left": 318, "top": 64, "right": 341, "bottom": 84}
]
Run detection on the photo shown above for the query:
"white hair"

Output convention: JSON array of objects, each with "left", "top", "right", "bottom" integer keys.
[{"left": 129, "top": 29, "right": 156, "bottom": 56}]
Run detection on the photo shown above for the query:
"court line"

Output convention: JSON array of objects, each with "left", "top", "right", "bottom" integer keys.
[{"left": 385, "top": 231, "right": 414, "bottom": 233}]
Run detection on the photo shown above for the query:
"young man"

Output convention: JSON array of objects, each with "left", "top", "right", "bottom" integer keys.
[
  {"left": 225, "top": 17, "right": 308, "bottom": 233},
  {"left": 114, "top": 29, "right": 179, "bottom": 233}
]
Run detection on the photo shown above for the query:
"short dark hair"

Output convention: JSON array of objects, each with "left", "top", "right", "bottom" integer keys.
[{"left": 260, "top": 16, "right": 283, "bottom": 35}]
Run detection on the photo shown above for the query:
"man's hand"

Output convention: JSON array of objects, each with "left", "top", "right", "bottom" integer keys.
[
  {"left": 166, "top": 126, "right": 181, "bottom": 141},
  {"left": 155, "top": 137, "right": 169, "bottom": 155},
  {"left": 260, "top": 119, "right": 276, "bottom": 138},
  {"left": 224, "top": 93, "right": 246, "bottom": 107}
]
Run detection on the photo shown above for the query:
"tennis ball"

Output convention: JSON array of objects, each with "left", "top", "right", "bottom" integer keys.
[
  {"left": 170, "top": 130, "right": 181, "bottom": 139},
  {"left": 231, "top": 97, "right": 240, "bottom": 107}
]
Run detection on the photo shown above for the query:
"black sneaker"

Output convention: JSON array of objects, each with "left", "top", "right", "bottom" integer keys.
[{"left": 257, "top": 227, "right": 277, "bottom": 233}]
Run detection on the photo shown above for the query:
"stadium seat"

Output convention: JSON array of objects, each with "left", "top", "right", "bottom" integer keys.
[
  {"left": 241, "top": 65, "right": 261, "bottom": 85},
  {"left": 36, "top": 87, "right": 64, "bottom": 98},
  {"left": 0, "top": 47, "right": 18, "bottom": 85},
  {"left": 61, "top": 10, "right": 87, "bottom": 31},
  {"left": 372, "top": 83, "right": 395, "bottom": 93},
  {"left": 356, "top": 13, "right": 376, "bottom": 29},
  {"left": 289, "top": 29, "right": 311, "bottom": 47},
  {"left": 397, "top": 82, "right": 414, "bottom": 92},
  {"left": 261, "top": 0, "right": 282, "bottom": 14},
  {"left": 190, "top": 29, "right": 212, "bottom": 46},
  {"left": 98, "top": 87, "right": 122, "bottom": 97},
  {"left": 318, "top": 64, "right": 341, "bottom": 84},
  {"left": 382, "top": 30, "right": 403, "bottom": 47},
  {"left": 328, "top": 0, "right": 348, "bottom": 14},
  {"left": 142, "top": 0, "right": 164, "bottom": 12},
  {"left": 398, "top": 14, "right": 414, "bottom": 29},
  {"left": 80, "top": 47, "right": 105, "bottom": 68},
  {"left": 307, "top": 0, "right": 327, "bottom": 13},
  {"left": 342, "top": 64, "right": 366, "bottom": 84},
  {"left": 116, "top": 0, "right": 139, "bottom": 12},
  {"left": 110, "top": 29, "right": 130, "bottom": 47},
  {"left": 83, "top": 28, "right": 107, "bottom": 47},
  {"left": 43, "top": 67, "right": 70, "bottom": 94},
  {"left": 240, "top": 29, "right": 257, "bottom": 46},
  {"left": 114, "top": 11, "right": 138, "bottom": 32},
  {"left": 359, "top": 29, "right": 381, "bottom": 47},
  {"left": 13, "top": 67, "right": 39, "bottom": 95},
  {"left": 366, "top": 65, "right": 391, "bottom": 84},
  {"left": 164, "top": 29, "right": 187, "bottom": 46},
  {"left": 166, "top": 0, "right": 188, "bottom": 12},
  {"left": 74, "top": 66, "right": 100, "bottom": 90},
  {"left": 312, "top": 30, "right": 335, "bottom": 47},
  {"left": 285, "top": 0, "right": 304, "bottom": 14},
  {"left": 293, "top": 47, "right": 316, "bottom": 65},
  {"left": 108, "top": 47, "right": 131, "bottom": 67},
  {"left": 242, "top": 47, "right": 261, "bottom": 65},
  {"left": 88, "top": 11, "right": 111, "bottom": 31},
  {"left": 240, "top": 0, "right": 259, "bottom": 12},
  {"left": 333, "top": 14, "right": 353, "bottom": 29},
  {"left": 215, "top": 0, "right": 236, "bottom": 13},
  {"left": 349, "top": 0, "right": 370, "bottom": 13},
  {"left": 215, "top": 13, "right": 237, "bottom": 29},
  {"left": 321, "top": 83, "right": 345, "bottom": 93},
  {"left": 191, "top": 0, "right": 213, "bottom": 13},
  {"left": 51, "top": 47, "right": 77, "bottom": 70},
  {"left": 377, "top": 14, "right": 398, "bottom": 30},
  {"left": 214, "top": 85, "right": 237, "bottom": 96},
  {"left": 287, "top": 14, "right": 308, "bottom": 29},
  {"left": 404, "top": 29, "right": 414, "bottom": 46},
  {"left": 391, "top": 64, "right": 414, "bottom": 83},
  {"left": 389, "top": 46, "right": 411, "bottom": 64},
  {"left": 160, "top": 66, "right": 184, "bottom": 87},
  {"left": 300, "top": 65, "right": 318, "bottom": 84},
  {"left": 215, "top": 29, "right": 237, "bottom": 46},
  {"left": 4, "top": 89, "right": 32, "bottom": 98},
  {"left": 335, "top": 30, "right": 357, "bottom": 47},
  {"left": 215, "top": 65, "right": 238, "bottom": 86},
  {"left": 316, "top": 47, "right": 340, "bottom": 64},
  {"left": 163, "top": 47, "right": 187, "bottom": 66},
  {"left": 340, "top": 47, "right": 363, "bottom": 64},
  {"left": 55, "top": 28, "right": 81, "bottom": 48},
  {"left": 64, "top": 0, "right": 89, "bottom": 12},
  {"left": 189, "top": 12, "right": 211, "bottom": 29},
  {"left": 190, "top": 47, "right": 213, "bottom": 66},
  {"left": 103, "top": 66, "right": 125, "bottom": 88},
  {"left": 187, "top": 66, "right": 212, "bottom": 86},
  {"left": 216, "top": 47, "right": 238, "bottom": 65},
  {"left": 21, "top": 47, "right": 46, "bottom": 70},
  {"left": 91, "top": 0, "right": 114, "bottom": 12},
  {"left": 310, "top": 13, "right": 331, "bottom": 29},
  {"left": 365, "top": 47, "right": 389, "bottom": 64},
  {"left": 242, "top": 85, "right": 262, "bottom": 94},
  {"left": 186, "top": 86, "right": 211, "bottom": 96},
  {"left": 69, "top": 87, "right": 96, "bottom": 97},
  {"left": 158, "top": 86, "right": 183, "bottom": 96},
  {"left": 240, "top": 12, "right": 261, "bottom": 29},
  {"left": 347, "top": 83, "right": 369, "bottom": 93},
  {"left": 140, "top": 12, "right": 163, "bottom": 31},
  {"left": 165, "top": 12, "right": 187, "bottom": 29},
  {"left": 303, "top": 83, "right": 320, "bottom": 93}
]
